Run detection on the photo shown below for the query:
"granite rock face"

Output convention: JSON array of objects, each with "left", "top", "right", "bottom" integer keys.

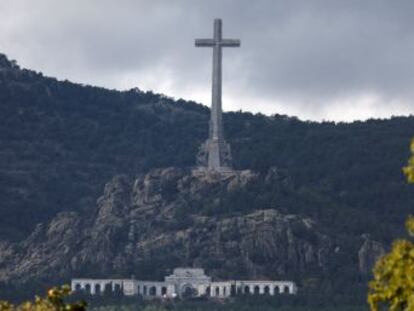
[{"left": 0, "top": 168, "right": 339, "bottom": 284}]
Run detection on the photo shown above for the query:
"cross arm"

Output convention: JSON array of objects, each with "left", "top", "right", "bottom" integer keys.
[
  {"left": 221, "top": 39, "right": 241, "bottom": 47},
  {"left": 195, "top": 39, "right": 215, "bottom": 47}
]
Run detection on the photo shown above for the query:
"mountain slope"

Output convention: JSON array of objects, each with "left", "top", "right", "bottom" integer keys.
[
  {"left": 0, "top": 168, "right": 333, "bottom": 283},
  {"left": 0, "top": 54, "right": 414, "bottom": 302},
  {"left": 0, "top": 54, "right": 208, "bottom": 240}
]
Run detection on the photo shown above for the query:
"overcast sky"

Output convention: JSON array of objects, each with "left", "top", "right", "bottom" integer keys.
[{"left": 1, "top": 0, "right": 414, "bottom": 121}]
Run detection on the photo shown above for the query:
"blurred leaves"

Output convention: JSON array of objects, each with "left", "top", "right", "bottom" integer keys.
[
  {"left": 0, "top": 285, "right": 86, "bottom": 311},
  {"left": 403, "top": 139, "right": 414, "bottom": 183},
  {"left": 368, "top": 139, "right": 414, "bottom": 311}
]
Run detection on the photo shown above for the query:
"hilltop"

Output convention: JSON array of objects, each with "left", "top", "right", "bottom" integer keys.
[{"left": 0, "top": 54, "right": 413, "bottom": 306}]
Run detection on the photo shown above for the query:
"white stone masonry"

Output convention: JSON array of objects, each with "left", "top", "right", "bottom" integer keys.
[{"left": 71, "top": 268, "right": 297, "bottom": 299}]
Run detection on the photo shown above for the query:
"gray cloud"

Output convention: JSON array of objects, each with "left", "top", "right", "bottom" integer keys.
[{"left": 1, "top": 0, "right": 414, "bottom": 121}]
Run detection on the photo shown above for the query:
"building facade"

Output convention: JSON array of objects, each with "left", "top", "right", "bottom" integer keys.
[{"left": 71, "top": 268, "right": 297, "bottom": 298}]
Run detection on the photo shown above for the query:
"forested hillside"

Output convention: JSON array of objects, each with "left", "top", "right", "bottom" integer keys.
[{"left": 0, "top": 53, "right": 413, "bottom": 308}]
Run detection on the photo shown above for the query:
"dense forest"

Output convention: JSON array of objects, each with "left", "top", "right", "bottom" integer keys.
[
  {"left": 0, "top": 53, "right": 413, "bottom": 310},
  {"left": 0, "top": 53, "right": 412, "bottom": 241}
]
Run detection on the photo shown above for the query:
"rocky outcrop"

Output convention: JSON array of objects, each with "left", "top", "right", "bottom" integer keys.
[{"left": 0, "top": 167, "right": 335, "bottom": 284}]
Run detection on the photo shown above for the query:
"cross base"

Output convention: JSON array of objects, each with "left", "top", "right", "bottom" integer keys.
[{"left": 196, "top": 138, "right": 232, "bottom": 171}]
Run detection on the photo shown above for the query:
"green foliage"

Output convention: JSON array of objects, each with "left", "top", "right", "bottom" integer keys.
[
  {"left": 0, "top": 285, "right": 86, "bottom": 311},
  {"left": 1, "top": 55, "right": 414, "bottom": 245},
  {"left": 367, "top": 218, "right": 414, "bottom": 311},
  {"left": 403, "top": 139, "right": 414, "bottom": 183},
  {"left": 367, "top": 141, "right": 414, "bottom": 311},
  {"left": 87, "top": 295, "right": 368, "bottom": 311}
]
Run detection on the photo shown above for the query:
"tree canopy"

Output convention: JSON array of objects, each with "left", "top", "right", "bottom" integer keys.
[
  {"left": 368, "top": 139, "right": 414, "bottom": 311},
  {"left": 0, "top": 286, "right": 85, "bottom": 311}
]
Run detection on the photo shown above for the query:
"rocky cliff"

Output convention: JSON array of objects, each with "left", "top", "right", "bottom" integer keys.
[{"left": 0, "top": 168, "right": 338, "bottom": 285}]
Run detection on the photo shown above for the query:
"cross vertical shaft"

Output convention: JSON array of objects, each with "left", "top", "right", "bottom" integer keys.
[
  {"left": 195, "top": 19, "right": 240, "bottom": 171},
  {"left": 212, "top": 19, "right": 222, "bottom": 142}
]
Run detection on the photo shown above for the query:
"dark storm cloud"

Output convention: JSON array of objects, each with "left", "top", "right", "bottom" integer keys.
[{"left": 1, "top": 0, "right": 414, "bottom": 120}]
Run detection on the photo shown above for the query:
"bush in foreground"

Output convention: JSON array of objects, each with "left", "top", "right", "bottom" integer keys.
[
  {"left": 0, "top": 285, "right": 86, "bottom": 311},
  {"left": 367, "top": 139, "right": 414, "bottom": 311}
]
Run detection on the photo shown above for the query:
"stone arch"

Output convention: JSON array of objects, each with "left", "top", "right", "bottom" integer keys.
[
  {"left": 231, "top": 285, "right": 236, "bottom": 296},
  {"left": 244, "top": 286, "right": 250, "bottom": 294},
  {"left": 206, "top": 286, "right": 211, "bottom": 297},
  {"left": 215, "top": 286, "right": 220, "bottom": 296},
  {"left": 274, "top": 286, "right": 280, "bottom": 294},
  {"left": 75, "top": 284, "right": 81, "bottom": 292},
  {"left": 114, "top": 283, "right": 122, "bottom": 295},
  {"left": 85, "top": 284, "right": 91, "bottom": 294},
  {"left": 283, "top": 285, "right": 290, "bottom": 294},
  {"left": 223, "top": 286, "right": 227, "bottom": 296},
  {"left": 254, "top": 285, "right": 260, "bottom": 295},
  {"left": 236, "top": 286, "right": 242, "bottom": 295},
  {"left": 264, "top": 285, "right": 270, "bottom": 295},
  {"left": 182, "top": 284, "right": 198, "bottom": 298},
  {"left": 161, "top": 287, "right": 167, "bottom": 296},
  {"left": 149, "top": 286, "right": 157, "bottom": 296},
  {"left": 104, "top": 283, "right": 112, "bottom": 294},
  {"left": 94, "top": 283, "right": 101, "bottom": 294},
  {"left": 143, "top": 285, "right": 147, "bottom": 296}
]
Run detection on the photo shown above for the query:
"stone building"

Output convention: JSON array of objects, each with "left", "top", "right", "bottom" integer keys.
[{"left": 71, "top": 268, "right": 297, "bottom": 298}]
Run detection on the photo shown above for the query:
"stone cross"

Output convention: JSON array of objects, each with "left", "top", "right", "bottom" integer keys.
[{"left": 195, "top": 19, "right": 240, "bottom": 171}]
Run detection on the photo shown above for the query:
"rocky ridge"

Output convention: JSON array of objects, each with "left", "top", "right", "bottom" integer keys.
[{"left": 0, "top": 167, "right": 341, "bottom": 285}]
